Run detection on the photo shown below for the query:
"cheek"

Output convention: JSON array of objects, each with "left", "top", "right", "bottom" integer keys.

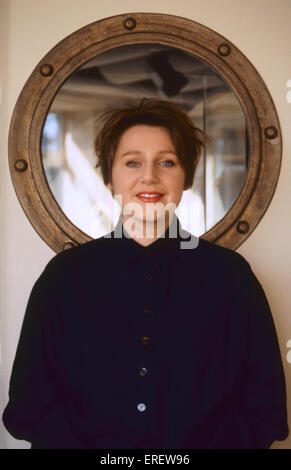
[
  {"left": 172, "top": 169, "right": 186, "bottom": 191},
  {"left": 167, "top": 179, "right": 184, "bottom": 204},
  {"left": 111, "top": 170, "right": 135, "bottom": 199},
  {"left": 173, "top": 177, "right": 185, "bottom": 203},
  {"left": 111, "top": 166, "right": 125, "bottom": 191}
]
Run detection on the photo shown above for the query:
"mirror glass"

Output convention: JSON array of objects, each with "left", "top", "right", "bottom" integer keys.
[{"left": 41, "top": 44, "right": 249, "bottom": 238}]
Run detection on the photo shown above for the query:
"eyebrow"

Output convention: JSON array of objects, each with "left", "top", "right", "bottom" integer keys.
[{"left": 120, "top": 150, "right": 178, "bottom": 158}]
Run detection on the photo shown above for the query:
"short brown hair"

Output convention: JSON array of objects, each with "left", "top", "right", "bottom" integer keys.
[{"left": 95, "top": 98, "right": 206, "bottom": 190}]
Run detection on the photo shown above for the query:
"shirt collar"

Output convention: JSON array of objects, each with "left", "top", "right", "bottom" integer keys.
[{"left": 108, "top": 212, "right": 199, "bottom": 254}]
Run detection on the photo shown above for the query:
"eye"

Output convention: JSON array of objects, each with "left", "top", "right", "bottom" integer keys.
[
  {"left": 160, "top": 160, "right": 175, "bottom": 167},
  {"left": 126, "top": 160, "right": 139, "bottom": 168}
]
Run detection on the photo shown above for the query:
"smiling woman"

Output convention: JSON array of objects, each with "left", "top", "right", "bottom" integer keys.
[
  {"left": 94, "top": 98, "right": 205, "bottom": 245},
  {"left": 109, "top": 125, "right": 186, "bottom": 246},
  {"left": 8, "top": 13, "right": 282, "bottom": 251},
  {"left": 2, "top": 97, "right": 288, "bottom": 449}
]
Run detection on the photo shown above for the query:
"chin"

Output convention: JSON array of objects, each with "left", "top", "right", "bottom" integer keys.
[{"left": 146, "top": 216, "right": 171, "bottom": 233}]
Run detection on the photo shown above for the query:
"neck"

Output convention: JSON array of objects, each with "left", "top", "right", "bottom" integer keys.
[{"left": 122, "top": 213, "right": 174, "bottom": 247}]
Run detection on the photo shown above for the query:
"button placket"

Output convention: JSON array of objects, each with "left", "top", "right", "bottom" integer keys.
[{"left": 136, "top": 267, "right": 154, "bottom": 418}]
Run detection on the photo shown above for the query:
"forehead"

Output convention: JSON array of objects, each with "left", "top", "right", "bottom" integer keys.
[{"left": 117, "top": 124, "right": 175, "bottom": 147}]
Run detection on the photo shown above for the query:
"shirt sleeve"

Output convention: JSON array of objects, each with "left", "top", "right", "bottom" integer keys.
[
  {"left": 208, "top": 261, "right": 289, "bottom": 449},
  {"left": 2, "top": 260, "right": 82, "bottom": 448}
]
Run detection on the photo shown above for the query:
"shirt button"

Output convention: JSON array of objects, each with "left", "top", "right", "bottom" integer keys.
[
  {"left": 142, "top": 336, "right": 150, "bottom": 344},
  {"left": 145, "top": 273, "right": 152, "bottom": 281},
  {"left": 137, "top": 403, "right": 146, "bottom": 412},
  {"left": 139, "top": 367, "right": 148, "bottom": 376},
  {"left": 143, "top": 305, "right": 152, "bottom": 313},
  {"left": 134, "top": 438, "right": 142, "bottom": 445}
]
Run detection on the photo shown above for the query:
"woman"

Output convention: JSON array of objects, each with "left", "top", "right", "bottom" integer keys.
[{"left": 2, "top": 98, "right": 288, "bottom": 449}]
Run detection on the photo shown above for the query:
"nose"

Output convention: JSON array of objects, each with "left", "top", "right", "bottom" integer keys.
[{"left": 140, "top": 162, "right": 160, "bottom": 183}]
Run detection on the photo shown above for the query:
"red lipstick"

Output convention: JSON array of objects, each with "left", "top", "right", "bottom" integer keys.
[{"left": 136, "top": 192, "right": 163, "bottom": 203}]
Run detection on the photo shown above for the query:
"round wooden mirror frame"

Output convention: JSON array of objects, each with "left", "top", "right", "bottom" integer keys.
[{"left": 8, "top": 12, "right": 282, "bottom": 252}]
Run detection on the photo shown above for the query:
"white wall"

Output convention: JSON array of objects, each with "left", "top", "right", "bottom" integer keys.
[{"left": 1, "top": 0, "right": 291, "bottom": 449}]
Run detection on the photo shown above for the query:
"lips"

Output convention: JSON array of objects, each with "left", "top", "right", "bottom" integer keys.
[{"left": 136, "top": 192, "right": 163, "bottom": 203}]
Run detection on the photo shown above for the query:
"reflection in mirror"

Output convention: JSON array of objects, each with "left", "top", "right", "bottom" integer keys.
[{"left": 41, "top": 44, "right": 249, "bottom": 238}]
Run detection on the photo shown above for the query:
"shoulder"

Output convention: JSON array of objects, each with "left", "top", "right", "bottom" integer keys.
[
  {"left": 41, "top": 234, "right": 117, "bottom": 280},
  {"left": 183, "top": 235, "right": 252, "bottom": 281},
  {"left": 197, "top": 237, "right": 249, "bottom": 265}
]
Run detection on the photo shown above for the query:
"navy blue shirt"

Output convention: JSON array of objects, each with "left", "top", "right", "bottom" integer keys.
[{"left": 2, "top": 214, "right": 289, "bottom": 448}]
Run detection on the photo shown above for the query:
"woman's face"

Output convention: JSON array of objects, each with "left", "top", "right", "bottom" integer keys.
[{"left": 108, "top": 124, "right": 186, "bottom": 226}]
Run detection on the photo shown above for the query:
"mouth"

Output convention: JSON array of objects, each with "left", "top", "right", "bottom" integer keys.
[{"left": 136, "top": 192, "right": 163, "bottom": 203}]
